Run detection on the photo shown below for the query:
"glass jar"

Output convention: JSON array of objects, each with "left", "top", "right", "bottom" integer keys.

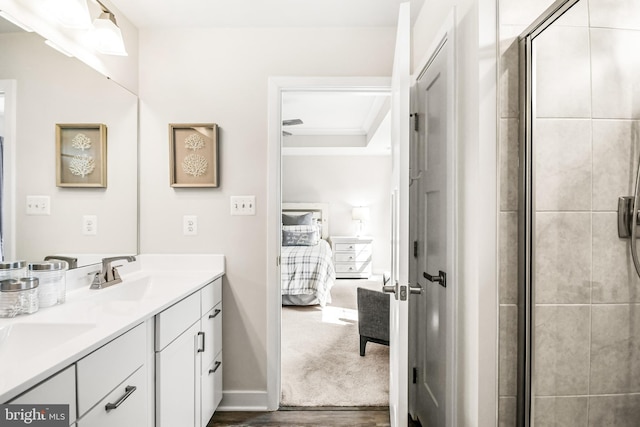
[
  {"left": 0, "top": 277, "right": 39, "bottom": 317},
  {"left": 0, "top": 260, "right": 26, "bottom": 280},
  {"left": 28, "top": 261, "right": 68, "bottom": 307}
]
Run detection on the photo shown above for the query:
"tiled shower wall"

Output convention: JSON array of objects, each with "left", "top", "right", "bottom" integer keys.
[{"left": 498, "top": 0, "right": 640, "bottom": 425}]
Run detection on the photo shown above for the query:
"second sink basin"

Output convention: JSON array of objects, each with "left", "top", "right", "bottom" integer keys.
[{"left": 96, "top": 276, "right": 153, "bottom": 302}]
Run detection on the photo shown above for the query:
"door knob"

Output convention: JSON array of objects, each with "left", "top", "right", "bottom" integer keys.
[{"left": 423, "top": 270, "right": 446, "bottom": 288}]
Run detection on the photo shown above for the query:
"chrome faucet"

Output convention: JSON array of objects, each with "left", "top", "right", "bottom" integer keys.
[{"left": 90, "top": 255, "right": 136, "bottom": 289}]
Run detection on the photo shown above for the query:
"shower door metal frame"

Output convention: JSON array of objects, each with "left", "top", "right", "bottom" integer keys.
[{"left": 517, "top": 0, "right": 582, "bottom": 425}]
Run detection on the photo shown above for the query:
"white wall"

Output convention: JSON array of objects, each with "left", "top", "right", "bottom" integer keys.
[
  {"left": 138, "top": 26, "right": 396, "bottom": 394},
  {"left": 282, "top": 154, "right": 392, "bottom": 274}
]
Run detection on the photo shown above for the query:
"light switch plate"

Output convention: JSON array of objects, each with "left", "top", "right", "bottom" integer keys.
[
  {"left": 230, "top": 196, "right": 256, "bottom": 215},
  {"left": 26, "top": 195, "right": 50, "bottom": 215}
]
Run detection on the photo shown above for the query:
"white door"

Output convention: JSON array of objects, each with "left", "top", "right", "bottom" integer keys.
[
  {"left": 385, "top": 3, "right": 411, "bottom": 427},
  {"left": 409, "top": 27, "right": 455, "bottom": 427}
]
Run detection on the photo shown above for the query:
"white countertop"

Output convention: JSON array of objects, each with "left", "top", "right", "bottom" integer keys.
[{"left": 0, "top": 254, "right": 225, "bottom": 402}]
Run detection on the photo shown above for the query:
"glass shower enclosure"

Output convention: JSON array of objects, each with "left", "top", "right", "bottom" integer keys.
[{"left": 519, "top": 0, "right": 640, "bottom": 425}]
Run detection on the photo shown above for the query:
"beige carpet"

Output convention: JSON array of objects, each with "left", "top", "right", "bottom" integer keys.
[{"left": 281, "top": 278, "right": 389, "bottom": 407}]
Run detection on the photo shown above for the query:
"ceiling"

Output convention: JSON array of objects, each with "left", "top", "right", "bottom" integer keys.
[{"left": 108, "top": 0, "right": 425, "bottom": 29}]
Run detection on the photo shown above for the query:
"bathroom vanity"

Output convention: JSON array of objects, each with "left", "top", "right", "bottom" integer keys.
[{"left": 0, "top": 254, "right": 224, "bottom": 427}]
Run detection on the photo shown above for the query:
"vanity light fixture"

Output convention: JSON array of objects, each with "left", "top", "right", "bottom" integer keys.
[
  {"left": 0, "top": 11, "right": 34, "bottom": 32},
  {"left": 50, "top": 0, "right": 92, "bottom": 29},
  {"left": 92, "top": 0, "right": 128, "bottom": 56}
]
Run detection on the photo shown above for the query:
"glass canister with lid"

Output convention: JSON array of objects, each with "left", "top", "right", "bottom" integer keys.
[
  {"left": 0, "top": 277, "right": 39, "bottom": 317},
  {"left": 0, "top": 260, "right": 26, "bottom": 280},
  {"left": 28, "top": 261, "right": 68, "bottom": 307}
]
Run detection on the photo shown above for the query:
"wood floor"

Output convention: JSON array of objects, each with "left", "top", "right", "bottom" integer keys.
[
  {"left": 207, "top": 407, "right": 390, "bottom": 426},
  {"left": 207, "top": 407, "right": 422, "bottom": 427}
]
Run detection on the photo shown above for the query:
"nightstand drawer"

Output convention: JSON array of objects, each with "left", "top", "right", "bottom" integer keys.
[
  {"left": 335, "top": 261, "right": 371, "bottom": 274},
  {"left": 335, "top": 252, "right": 371, "bottom": 263},
  {"left": 335, "top": 243, "right": 371, "bottom": 253}
]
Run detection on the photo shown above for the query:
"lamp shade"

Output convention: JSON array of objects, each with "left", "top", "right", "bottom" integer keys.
[
  {"left": 93, "top": 12, "right": 128, "bottom": 56},
  {"left": 352, "top": 207, "right": 370, "bottom": 222}
]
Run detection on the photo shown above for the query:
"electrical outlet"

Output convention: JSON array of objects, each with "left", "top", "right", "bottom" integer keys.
[
  {"left": 26, "top": 195, "right": 50, "bottom": 215},
  {"left": 82, "top": 215, "right": 97, "bottom": 235},
  {"left": 183, "top": 215, "right": 197, "bottom": 235},
  {"left": 230, "top": 196, "right": 256, "bottom": 216}
]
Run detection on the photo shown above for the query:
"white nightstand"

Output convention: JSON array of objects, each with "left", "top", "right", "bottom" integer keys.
[{"left": 330, "top": 236, "right": 373, "bottom": 279}]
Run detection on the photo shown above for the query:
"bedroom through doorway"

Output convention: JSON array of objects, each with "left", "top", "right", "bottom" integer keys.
[{"left": 279, "top": 88, "right": 393, "bottom": 407}]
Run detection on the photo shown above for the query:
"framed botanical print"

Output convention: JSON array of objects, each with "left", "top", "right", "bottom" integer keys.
[
  {"left": 56, "top": 123, "right": 107, "bottom": 188},
  {"left": 169, "top": 123, "right": 219, "bottom": 187}
]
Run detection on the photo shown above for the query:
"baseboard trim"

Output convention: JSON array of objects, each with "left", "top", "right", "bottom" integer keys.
[{"left": 217, "top": 390, "right": 270, "bottom": 411}]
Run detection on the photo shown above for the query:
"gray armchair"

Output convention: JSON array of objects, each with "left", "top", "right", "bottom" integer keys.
[{"left": 357, "top": 287, "right": 390, "bottom": 356}]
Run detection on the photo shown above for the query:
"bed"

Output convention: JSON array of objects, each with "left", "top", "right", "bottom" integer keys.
[{"left": 281, "top": 203, "right": 336, "bottom": 306}]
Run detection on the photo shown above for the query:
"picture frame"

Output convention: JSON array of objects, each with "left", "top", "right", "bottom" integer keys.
[
  {"left": 56, "top": 123, "right": 107, "bottom": 188},
  {"left": 169, "top": 123, "right": 219, "bottom": 188}
]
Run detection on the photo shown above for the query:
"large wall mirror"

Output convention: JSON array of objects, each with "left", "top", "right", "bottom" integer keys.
[{"left": 0, "top": 17, "right": 138, "bottom": 268}]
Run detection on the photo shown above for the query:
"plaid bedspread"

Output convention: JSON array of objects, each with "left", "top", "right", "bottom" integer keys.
[{"left": 281, "top": 239, "right": 336, "bottom": 306}]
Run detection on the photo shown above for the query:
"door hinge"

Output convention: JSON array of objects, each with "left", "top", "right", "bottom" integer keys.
[
  {"left": 413, "top": 113, "right": 419, "bottom": 132},
  {"left": 277, "top": 255, "right": 281, "bottom": 266},
  {"left": 413, "top": 241, "right": 418, "bottom": 258},
  {"left": 412, "top": 367, "right": 418, "bottom": 384}
]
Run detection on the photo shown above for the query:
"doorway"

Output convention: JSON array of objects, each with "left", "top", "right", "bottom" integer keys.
[{"left": 266, "top": 77, "right": 392, "bottom": 410}]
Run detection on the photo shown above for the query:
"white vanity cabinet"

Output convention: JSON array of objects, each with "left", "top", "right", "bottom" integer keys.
[
  {"left": 9, "top": 365, "right": 77, "bottom": 426},
  {"left": 155, "top": 277, "right": 222, "bottom": 427},
  {"left": 76, "top": 323, "right": 147, "bottom": 426}
]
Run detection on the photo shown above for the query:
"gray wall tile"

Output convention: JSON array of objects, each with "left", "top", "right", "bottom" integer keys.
[
  {"left": 500, "top": 25, "right": 523, "bottom": 119},
  {"left": 534, "top": 396, "right": 588, "bottom": 427},
  {"left": 535, "top": 119, "right": 592, "bottom": 212},
  {"left": 500, "top": 305, "right": 519, "bottom": 396},
  {"left": 500, "top": 212, "right": 518, "bottom": 304},
  {"left": 500, "top": 117, "right": 519, "bottom": 211},
  {"left": 590, "top": 304, "right": 640, "bottom": 394},
  {"left": 588, "top": 394, "right": 640, "bottom": 427},
  {"left": 534, "top": 305, "right": 590, "bottom": 395},
  {"left": 592, "top": 28, "right": 640, "bottom": 119},
  {"left": 535, "top": 212, "right": 591, "bottom": 304},
  {"left": 499, "top": 396, "right": 517, "bottom": 427},
  {"left": 589, "top": 0, "right": 640, "bottom": 30},
  {"left": 535, "top": 26, "right": 591, "bottom": 118},
  {"left": 592, "top": 213, "right": 640, "bottom": 303},
  {"left": 593, "top": 120, "right": 640, "bottom": 212}
]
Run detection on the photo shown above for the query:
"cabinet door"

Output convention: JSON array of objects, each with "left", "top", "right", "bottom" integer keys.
[
  {"left": 76, "top": 367, "right": 147, "bottom": 427},
  {"left": 201, "top": 357, "right": 222, "bottom": 427},
  {"left": 155, "top": 322, "right": 200, "bottom": 427}
]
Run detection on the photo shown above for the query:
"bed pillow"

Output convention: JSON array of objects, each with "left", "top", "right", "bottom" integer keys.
[
  {"left": 282, "top": 212, "right": 313, "bottom": 225},
  {"left": 282, "top": 224, "right": 320, "bottom": 246}
]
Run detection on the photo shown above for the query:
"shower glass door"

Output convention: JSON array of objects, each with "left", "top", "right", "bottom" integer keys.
[{"left": 520, "top": 0, "right": 640, "bottom": 425}]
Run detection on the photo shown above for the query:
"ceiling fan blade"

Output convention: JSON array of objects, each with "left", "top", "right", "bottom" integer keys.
[{"left": 282, "top": 119, "right": 303, "bottom": 126}]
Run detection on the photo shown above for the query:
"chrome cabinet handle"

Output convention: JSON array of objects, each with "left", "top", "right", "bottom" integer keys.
[
  {"left": 197, "top": 331, "right": 205, "bottom": 353},
  {"left": 209, "top": 309, "right": 221, "bottom": 319},
  {"left": 105, "top": 385, "right": 136, "bottom": 412},
  {"left": 209, "top": 361, "right": 222, "bottom": 374}
]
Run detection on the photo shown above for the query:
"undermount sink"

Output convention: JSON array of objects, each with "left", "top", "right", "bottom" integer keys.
[
  {"left": 0, "top": 322, "right": 95, "bottom": 363},
  {"left": 97, "top": 275, "right": 152, "bottom": 302}
]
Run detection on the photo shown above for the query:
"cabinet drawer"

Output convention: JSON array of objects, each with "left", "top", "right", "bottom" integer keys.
[
  {"left": 155, "top": 290, "right": 200, "bottom": 351},
  {"left": 335, "top": 243, "right": 371, "bottom": 254},
  {"left": 77, "top": 367, "right": 147, "bottom": 427},
  {"left": 77, "top": 323, "right": 145, "bottom": 417},
  {"left": 335, "top": 252, "right": 371, "bottom": 263},
  {"left": 201, "top": 303, "right": 222, "bottom": 372},
  {"left": 200, "top": 277, "right": 222, "bottom": 316},
  {"left": 10, "top": 365, "right": 77, "bottom": 425},
  {"left": 335, "top": 261, "right": 371, "bottom": 274},
  {"left": 200, "top": 355, "right": 223, "bottom": 427}
]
